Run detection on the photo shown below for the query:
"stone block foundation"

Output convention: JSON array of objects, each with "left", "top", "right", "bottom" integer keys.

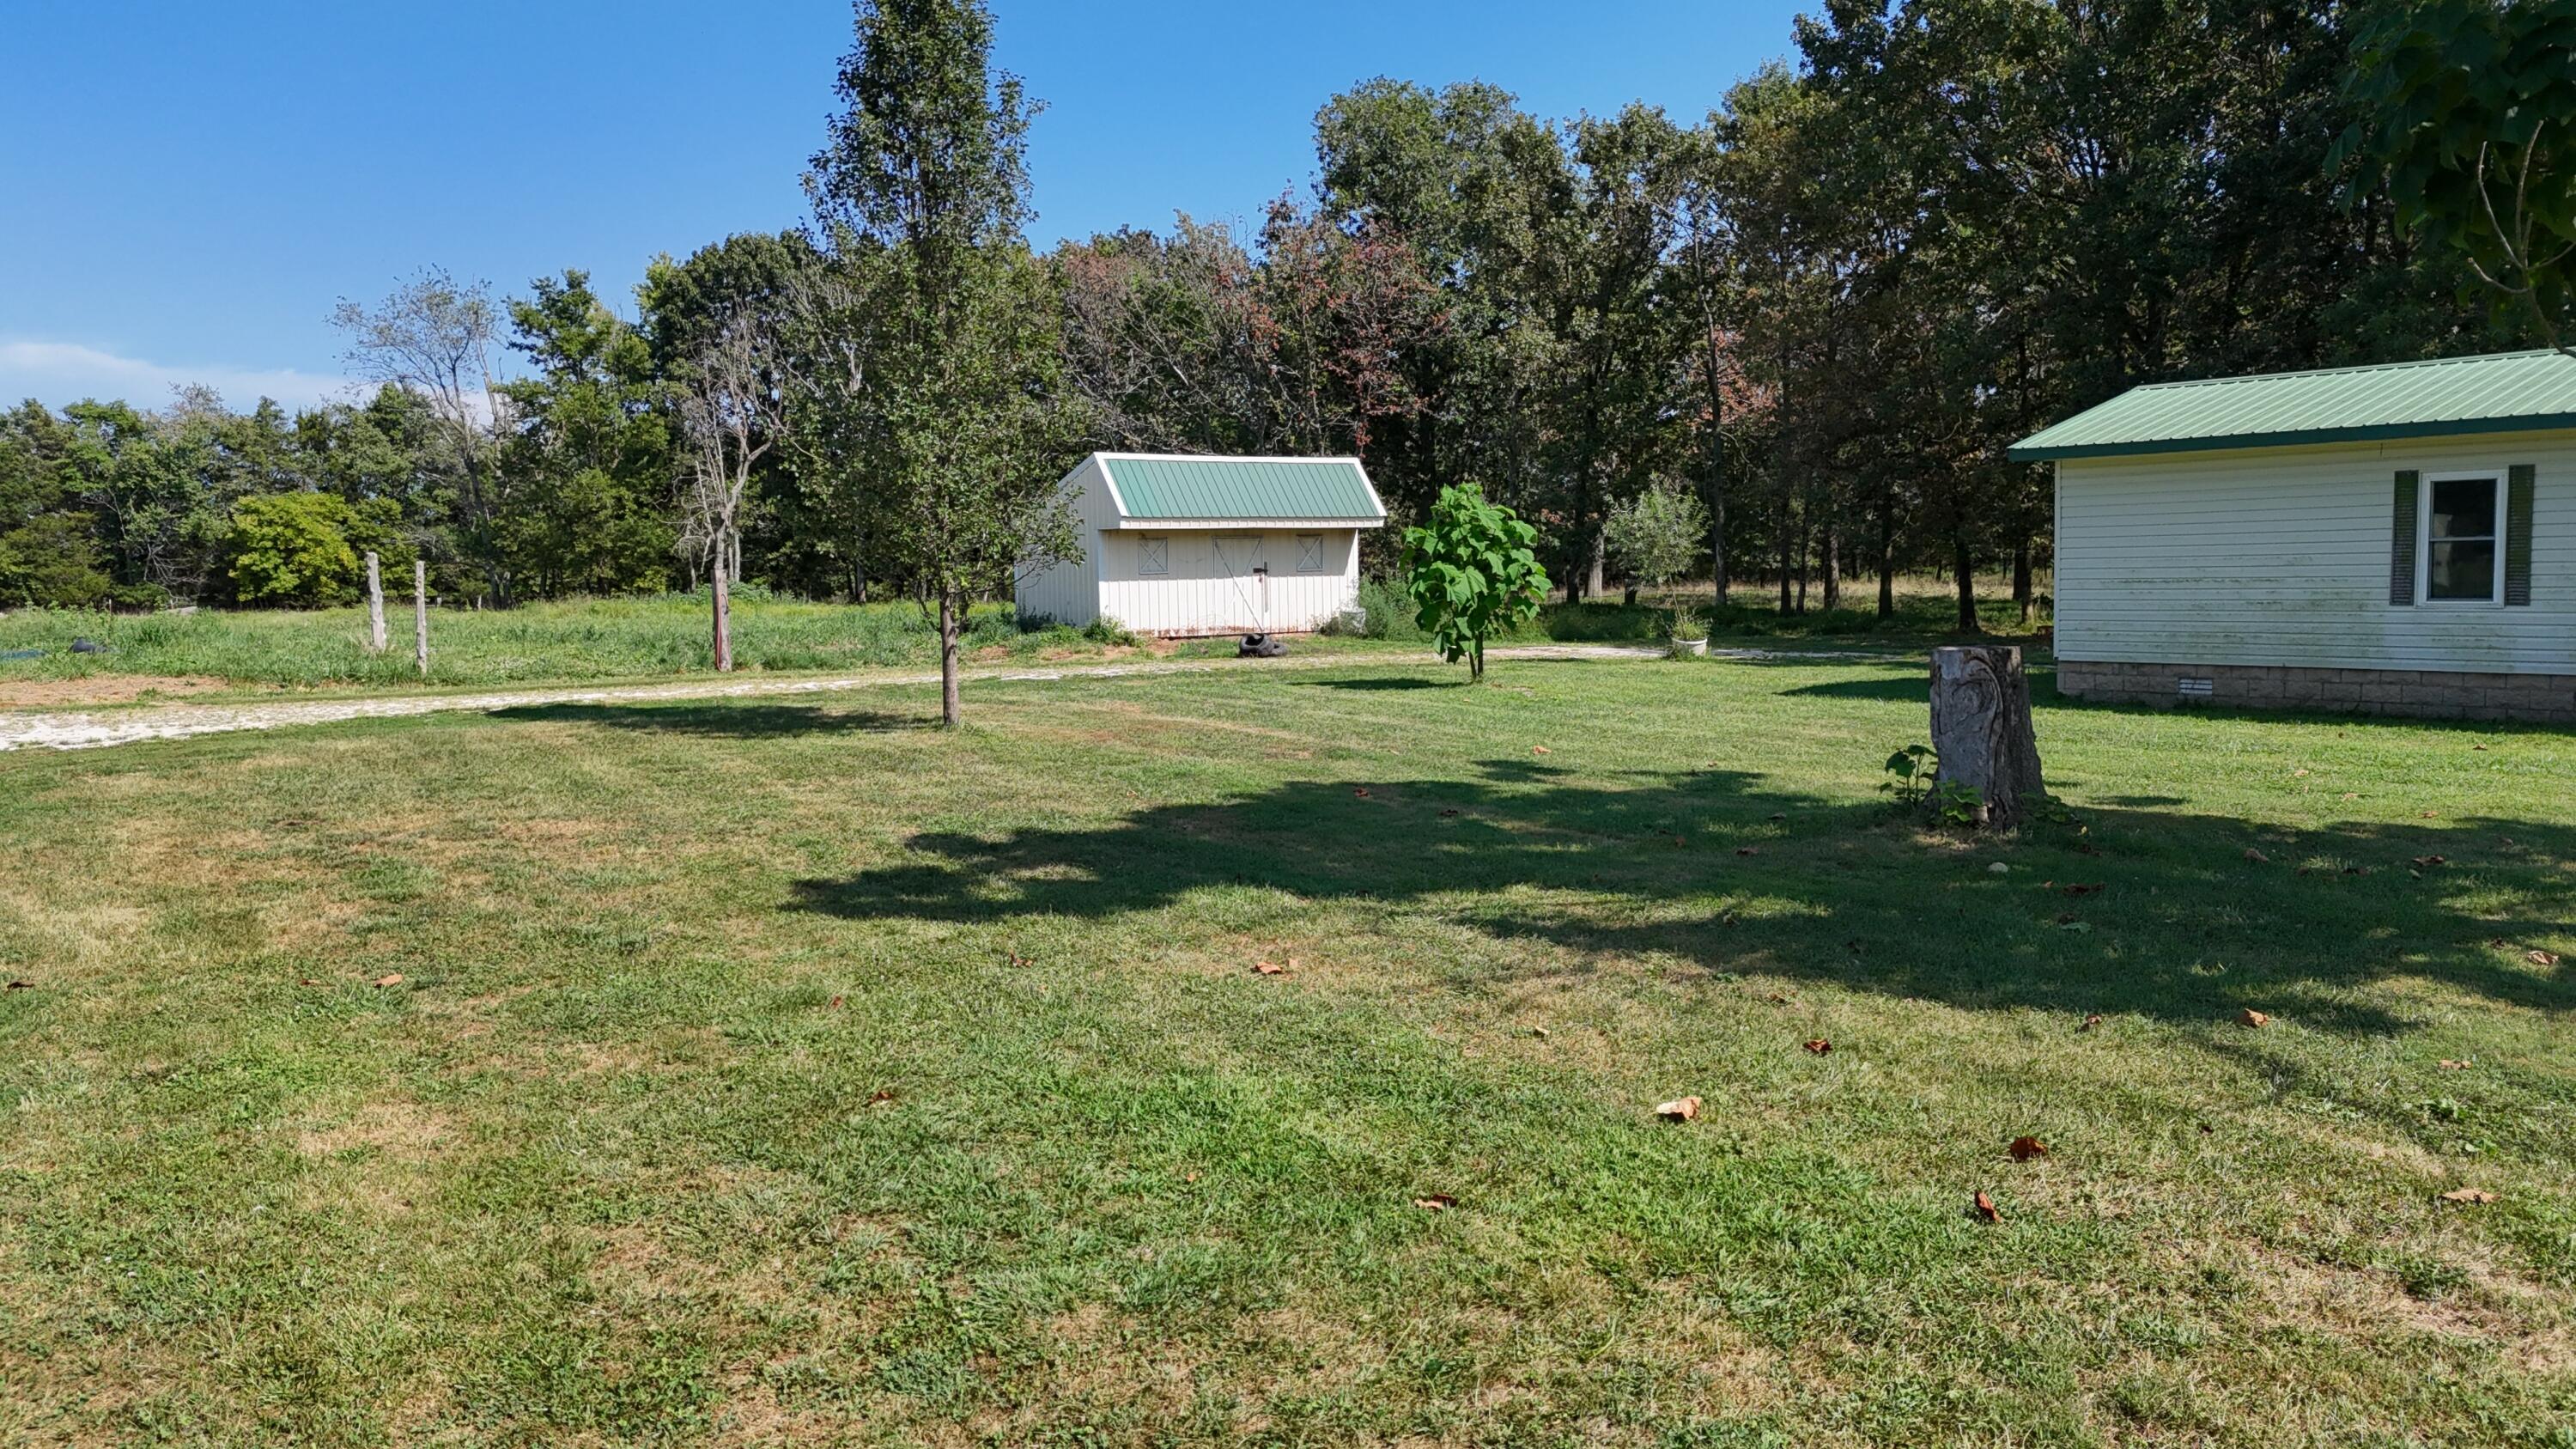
[{"left": 2057, "top": 660, "right": 2576, "bottom": 724}]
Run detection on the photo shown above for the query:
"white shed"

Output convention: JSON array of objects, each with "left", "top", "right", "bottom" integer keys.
[
  {"left": 2011, "top": 349, "right": 2575, "bottom": 722},
  {"left": 1018, "top": 453, "right": 1388, "bottom": 636}
]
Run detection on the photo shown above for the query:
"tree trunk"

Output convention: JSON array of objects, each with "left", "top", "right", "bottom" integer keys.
[
  {"left": 711, "top": 554, "right": 733, "bottom": 673},
  {"left": 1586, "top": 530, "right": 1607, "bottom": 602},
  {"left": 1928, "top": 645, "right": 2048, "bottom": 830},
  {"left": 2013, "top": 540, "right": 2034, "bottom": 626},
  {"left": 1953, "top": 532, "right": 1978, "bottom": 633},
  {"left": 365, "top": 552, "right": 387, "bottom": 652},
  {"left": 1708, "top": 465, "right": 1728, "bottom": 600},
  {"left": 1875, "top": 496, "right": 1896, "bottom": 621},
  {"left": 937, "top": 591, "right": 963, "bottom": 727},
  {"left": 1777, "top": 506, "right": 1794, "bottom": 616},
  {"left": 1821, "top": 518, "right": 1841, "bottom": 612}
]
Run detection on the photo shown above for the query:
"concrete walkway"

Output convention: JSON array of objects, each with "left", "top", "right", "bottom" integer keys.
[{"left": 0, "top": 645, "right": 1704, "bottom": 753}]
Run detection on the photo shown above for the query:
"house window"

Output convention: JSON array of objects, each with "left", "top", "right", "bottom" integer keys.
[
  {"left": 1139, "top": 536, "right": 1167, "bottom": 575},
  {"left": 2423, "top": 475, "right": 2500, "bottom": 602},
  {"left": 1295, "top": 534, "right": 1323, "bottom": 572}
]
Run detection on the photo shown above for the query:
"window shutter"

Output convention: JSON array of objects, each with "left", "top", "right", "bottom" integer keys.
[
  {"left": 2505, "top": 464, "right": 2534, "bottom": 606},
  {"left": 2390, "top": 470, "right": 2420, "bottom": 606}
]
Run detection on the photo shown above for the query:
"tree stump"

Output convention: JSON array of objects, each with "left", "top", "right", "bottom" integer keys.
[{"left": 1928, "top": 646, "right": 2048, "bottom": 829}]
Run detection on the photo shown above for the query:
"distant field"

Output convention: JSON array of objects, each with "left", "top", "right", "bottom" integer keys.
[
  {"left": 1, "top": 654, "right": 2565, "bottom": 1445},
  {"left": 0, "top": 575, "right": 2047, "bottom": 700}
]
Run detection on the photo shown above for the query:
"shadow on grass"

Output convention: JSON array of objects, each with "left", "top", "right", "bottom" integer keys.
[
  {"left": 489, "top": 703, "right": 927, "bottom": 737},
  {"left": 787, "top": 757, "right": 2575, "bottom": 1038},
  {"left": 1291, "top": 678, "right": 1461, "bottom": 692}
]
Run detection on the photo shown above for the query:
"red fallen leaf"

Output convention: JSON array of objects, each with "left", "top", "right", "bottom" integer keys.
[
  {"left": 2008, "top": 1135, "right": 2049, "bottom": 1161},
  {"left": 2439, "top": 1187, "right": 2496, "bottom": 1204},
  {"left": 1413, "top": 1193, "right": 1458, "bottom": 1211},
  {"left": 2061, "top": 883, "right": 2105, "bottom": 897},
  {"left": 2239, "top": 1008, "right": 2270, "bottom": 1027},
  {"left": 2081, "top": 1014, "right": 2104, "bottom": 1032},
  {"left": 1973, "top": 1190, "right": 2002, "bottom": 1223},
  {"left": 866, "top": 1088, "right": 896, "bottom": 1105},
  {"left": 2438, "top": 1058, "right": 2472, "bottom": 1070},
  {"left": 2527, "top": 949, "right": 2561, "bottom": 967},
  {"left": 1254, "top": 959, "right": 1288, "bottom": 976},
  {"left": 1654, "top": 1095, "right": 1702, "bottom": 1122},
  {"left": 1735, "top": 846, "right": 1759, "bottom": 857},
  {"left": 373, "top": 973, "right": 404, "bottom": 989},
  {"left": 828, "top": 994, "right": 845, "bottom": 1010},
  {"left": 1530, "top": 746, "right": 1551, "bottom": 755},
  {"left": 2243, "top": 848, "right": 2269, "bottom": 863},
  {"left": 2411, "top": 855, "right": 2446, "bottom": 868},
  {"left": 1352, "top": 787, "right": 1371, "bottom": 798},
  {"left": 1802, "top": 1038, "right": 1832, "bottom": 1055}
]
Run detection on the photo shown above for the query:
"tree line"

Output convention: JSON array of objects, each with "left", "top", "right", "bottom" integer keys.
[{"left": 3, "top": 0, "right": 2555, "bottom": 638}]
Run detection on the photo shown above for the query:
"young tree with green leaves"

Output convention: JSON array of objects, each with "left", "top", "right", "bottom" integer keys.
[
  {"left": 1602, "top": 480, "right": 1709, "bottom": 598},
  {"left": 794, "top": 0, "right": 1082, "bottom": 726},
  {"left": 1402, "top": 482, "right": 1551, "bottom": 681}
]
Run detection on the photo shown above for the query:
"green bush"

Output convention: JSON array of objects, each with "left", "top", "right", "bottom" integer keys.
[{"left": 228, "top": 493, "right": 364, "bottom": 607}]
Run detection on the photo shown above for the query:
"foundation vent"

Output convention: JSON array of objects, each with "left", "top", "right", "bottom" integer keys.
[{"left": 2177, "top": 677, "right": 2215, "bottom": 699}]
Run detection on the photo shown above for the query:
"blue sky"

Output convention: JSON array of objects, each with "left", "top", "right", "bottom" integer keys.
[{"left": 0, "top": 0, "right": 1807, "bottom": 412}]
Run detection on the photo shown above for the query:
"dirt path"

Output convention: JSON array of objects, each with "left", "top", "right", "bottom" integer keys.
[{"left": 0, "top": 645, "right": 1717, "bottom": 753}]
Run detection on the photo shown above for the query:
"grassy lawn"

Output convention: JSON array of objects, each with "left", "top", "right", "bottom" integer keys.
[
  {"left": 3, "top": 655, "right": 2566, "bottom": 1446},
  {"left": 0, "top": 578, "right": 2044, "bottom": 703}
]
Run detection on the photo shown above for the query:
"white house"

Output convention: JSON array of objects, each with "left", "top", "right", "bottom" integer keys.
[
  {"left": 2010, "top": 348, "right": 2574, "bottom": 722},
  {"left": 1018, "top": 453, "right": 1388, "bottom": 637}
]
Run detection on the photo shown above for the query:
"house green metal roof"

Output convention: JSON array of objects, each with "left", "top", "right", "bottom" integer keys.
[
  {"left": 2008, "top": 349, "right": 2576, "bottom": 461},
  {"left": 1096, "top": 454, "right": 1386, "bottom": 522}
]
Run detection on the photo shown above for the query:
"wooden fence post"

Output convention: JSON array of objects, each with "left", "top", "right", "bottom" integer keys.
[
  {"left": 365, "top": 552, "right": 387, "bottom": 652},
  {"left": 413, "top": 560, "right": 429, "bottom": 679},
  {"left": 1929, "top": 645, "right": 2047, "bottom": 829}
]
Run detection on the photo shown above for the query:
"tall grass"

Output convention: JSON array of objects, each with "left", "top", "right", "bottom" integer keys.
[{"left": 0, "top": 594, "right": 1023, "bottom": 690}]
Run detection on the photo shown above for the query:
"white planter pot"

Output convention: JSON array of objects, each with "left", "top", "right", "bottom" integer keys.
[{"left": 1668, "top": 637, "right": 1709, "bottom": 658}]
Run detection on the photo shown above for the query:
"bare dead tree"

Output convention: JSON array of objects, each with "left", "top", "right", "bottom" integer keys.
[
  {"left": 675, "top": 312, "right": 783, "bottom": 673},
  {"left": 331, "top": 270, "right": 518, "bottom": 604},
  {"left": 2470, "top": 124, "right": 2576, "bottom": 360}
]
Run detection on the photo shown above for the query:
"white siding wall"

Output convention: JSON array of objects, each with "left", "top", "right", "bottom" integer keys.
[
  {"left": 1014, "top": 457, "right": 1111, "bottom": 627},
  {"left": 1097, "top": 528, "right": 1364, "bottom": 636},
  {"left": 2057, "top": 429, "right": 2576, "bottom": 674}
]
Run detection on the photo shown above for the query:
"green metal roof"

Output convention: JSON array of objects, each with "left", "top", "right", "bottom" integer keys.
[
  {"left": 2008, "top": 349, "right": 2576, "bottom": 461},
  {"left": 1097, "top": 454, "right": 1385, "bottom": 521}
]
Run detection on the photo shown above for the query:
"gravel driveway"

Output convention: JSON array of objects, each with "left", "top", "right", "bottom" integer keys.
[{"left": 0, "top": 645, "right": 1692, "bottom": 753}]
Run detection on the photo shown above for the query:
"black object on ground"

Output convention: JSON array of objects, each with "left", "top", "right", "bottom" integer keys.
[
  {"left": 1238, "top": 633, "right": 1286, "bottom": 658},
  {"left": 70, "top": 638, "right": 110, "bottom": 654}
]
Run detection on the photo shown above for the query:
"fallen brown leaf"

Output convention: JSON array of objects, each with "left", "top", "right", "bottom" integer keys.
[
  {"left": 1654, "top": 1095, "right": 1702, "bottom": 1122},
  {"left": 1413, "top": 1193, "right": 1458, "bottom": 1211},
  {"left": 297, "top": 977, "right": 324, "bottom": 987},
  {"left": 867, "top": 1088, "right": 896, "bottom": 1105},
  {"left": 2081, "top": 1014, "right": 2104, "bottom": 1032},
  {"left": 2340, "top": 792, "right": 2360, "bottom": 801},
  {"left": 2527, "top": 949, "right": 2561, "bottom": 966},
  {"left": 1438, "top": 807, "right": 1461, "bottom": 818},
  {"left": 2411, "top": 855, "right": 2445, "bottom": 868},
  {"left": 1530, "top": 1025, "right": 1550, "bottom": 1039},
  {"left": 1255, "top": 959, "right": 1288, "bottom": 976},
  {"left": 2421, "top": 810, "right": 2439, "bottom": 819},
  {"left": 1530, "top": 746, "right": 1551, "bottom": 755},
  {"left": 828, "top": 994, "right": 845, "bottom": 1010},
  {"left": 2293, "top": 768, "right": 2311, "bottom": 777},
  {"left": 1735, "top": 845, "right": 1759, "bottom": 857},
  {"left": 1183, "top": 1170, "right": 1200, "bottom": 1183},
  {"left": 2438, "top": 1058, "right": 2472, "bottom": 1070},
  {"left": 2061, "top": 882, "right": 2105, "bottom": 898},
  {"left": 5, "top": 979, "right": 33, "bottom": 990},
  {"left": 373, "top": 973, "right": 404, "bottom": 989},
  {"left": 2239, "top": 1008, "right": 2270, "bottom": 1027},
  {"left": 1007, "top": 952, "right": 1033, "bottom": 966},
  {"left": 2439, "top": 1187, "right": 2496, "bottom": 1204},
  {"left": 2008, "top": 1135, "right": 2049, "bottom": 1161},
  {"left": 2243, "top": 848, "right": 2269, "bottom": 863},
  {"left": 1352, "top": 787, "right": 1371, "bottom": 798},
  {"left": 1973, "top": 1190, "right": 2002, "bottom": 1223},
  {"left": 1802, "top": 1038, "right": 1832, "bottom": 1055}
]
